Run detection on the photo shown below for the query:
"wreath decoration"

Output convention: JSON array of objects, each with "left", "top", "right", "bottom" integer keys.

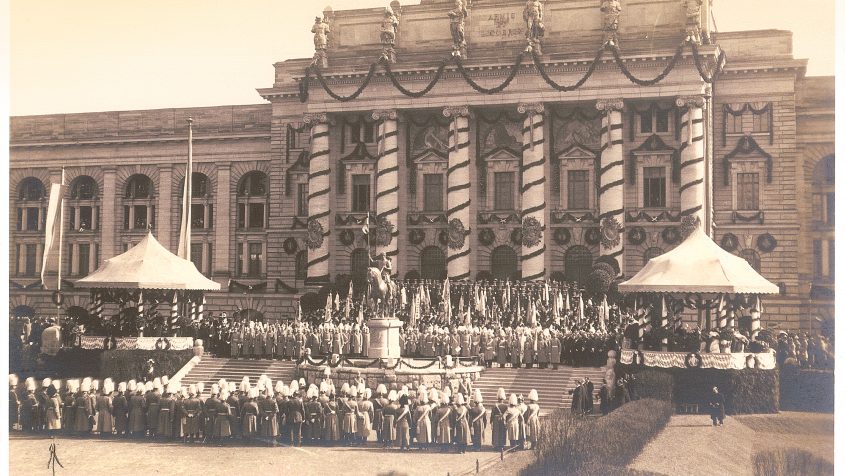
[
  {"left": 375, "top": 216, "right": 394, "bottom": 247},
  {"left": 661, "top": 226, "right": 681, "bottom": 245},
  {"left": 553, "top": 227, "right": 571, "bottom": 246},
  {"left": 600, "top": 216, "right": 623, "bottom": 250},
  {"left": 680, "top": 215, "right": 701, "bottom": 240},
  {"left": 720, "top": 233, "right": 739, "bottom": 252},
  {"left": 339, "top": 229, "right": 355, "bottom": 246},
  {"left": 438, "top": 230, "right": 449, "bottom": 246},
  {"left": 522, "top": 216, "right": 543, "bottom": 248},
  {"left": 478, "top": 229, "right": 495, "bottom": 247},
  {"left": 447, "top": 218, "right": 468, "bottom": 250},
  {"left": 756, "top": 233, "right": 777, "bottom": 253},
  {"left": 627, "top": 226, "right": 646, "bottom": 246},
  {"left": 51, "top": 291, "right": 64, "bottom": 307},
  {"left": 283, "top": 237, "right": 299, "bottom": 255},
  {"left": 154, "top": 337, "right": 172, "bottom": 351},
  {"left": 584, "top": 227, "right": 601, "bottom": 246},
  {"left": 409, "top": 229, "right": 426, "bottom": 245},
  {"left": 510, "top": 228, "right": 523, "bottom": 246},
  {"left": 306, "top": 219, "right": 325, "bottom": 250},
  {"left": 685, "top": 352, "right": 703, "bottom": 369}
]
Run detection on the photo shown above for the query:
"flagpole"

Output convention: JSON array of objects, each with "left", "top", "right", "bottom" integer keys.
[{"left": 56, "top": 167, "right": 66, "bottom": 322}]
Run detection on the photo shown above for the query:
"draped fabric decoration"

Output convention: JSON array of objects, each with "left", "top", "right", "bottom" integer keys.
[
  {"left": 596, "top": 98, "right": 625, "bottom": 274},
  {"left": 80, "top": 336, "right": 193, "bottom": 351},
  {"left": 620, "top": 349, "right": 776, "bottom": 370},
  {"left": 443, "top": 107, "right": 471, "bottom": 280},
  {"left": 137, "top": 291, "right": 144, "bottom": 320},
  {"left": 89, "top": 290, "right": 104, "bottom": 321},
  {"left": 197, "top": 294, "right": 205, "bottom": 324},
  {"left": 519, "top": 103, "right": 546, "bottom": 281},
  {"left": 374, "top": 110, "right": 400, "bottom": 275},
  {"left": 750, "top": 296, "right": 762, "bottom": 340},
  {"left": 677, "top": 96, "right": 707, "bottom": 228},
  {"left": 170, "top": 292, "right": 180, "bottom": 333},
  {"left": 304, "top": 113, "right": 332, "bottom": 283}
]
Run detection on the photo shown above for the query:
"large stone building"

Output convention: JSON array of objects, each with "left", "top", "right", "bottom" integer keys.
[{"left": 9, "top": 0, "right": 834, "bottom": 329}]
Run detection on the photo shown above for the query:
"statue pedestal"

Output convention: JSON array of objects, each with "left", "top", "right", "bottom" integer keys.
[{"left": 366, "top": 318, "right": 403, "bottom": 359}]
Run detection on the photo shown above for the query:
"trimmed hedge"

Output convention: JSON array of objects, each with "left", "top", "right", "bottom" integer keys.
[
  {"left": 780, "top": 366, "right": 834, "bottom": 413},
  {"left": 618, "top": 365, "right": 779, "bottom": 414},
  {"left": 753, "top": 449, "right": 833, "bottom": 476},
  {"left": 100, "top": 350, "right": 194, "bottom": 382},
  {"left": 522, "top": 399, "right": 673, "bottom": 476}
]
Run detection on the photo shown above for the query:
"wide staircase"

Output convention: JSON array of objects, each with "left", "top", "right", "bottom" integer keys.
[
  {"left": 179, "top": 354, "right": 298, "bottom": 397},
  {"left": 472, "top": 366, "right": 607, "bottom": 416}
]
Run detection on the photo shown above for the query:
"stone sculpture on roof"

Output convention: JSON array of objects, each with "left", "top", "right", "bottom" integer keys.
[
  {"left": 311, "top": 15, "right": 331, "bottom": 68},
  {"left": 448, "top": 0, "right": 469, "bottom": 58},
  {"left": 523, "top": 0, "right": 545, "bottom": 55}
]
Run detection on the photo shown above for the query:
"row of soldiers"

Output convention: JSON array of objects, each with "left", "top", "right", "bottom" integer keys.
[{"left": 10, "top": 373, "right": 541, "bottom": 451}]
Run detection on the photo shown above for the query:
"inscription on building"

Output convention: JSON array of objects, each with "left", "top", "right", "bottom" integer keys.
[{"left": 476, "top": 10, "right": 524, "bottom": 40}]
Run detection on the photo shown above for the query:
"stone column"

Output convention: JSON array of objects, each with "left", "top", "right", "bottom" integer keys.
[
  {"left": 518, "top": 103, "right": 546, "bottom": 281},
  {"left": 101, "top": 167, "right": 116, "bottom": 260},
  {"left": 304, "top": 112, "right": 332, "bottom": 284},
  {"left": 214, "top": 164, "right": 231, "bottom": 278},
  {"left": 596, "top": 98, "right": 625, "bottom": 274},
  {"left": 677, "top": 96, "right": 707, "bottom": 228},
  {"left": 443, "top": 106, "right": 472, "bottom": 281},
  {"left": 373, "top": 109, "right": 400, "bottom": 276}
]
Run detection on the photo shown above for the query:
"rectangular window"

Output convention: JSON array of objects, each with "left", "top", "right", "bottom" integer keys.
[
  {"left": 69, "top": 207, "right": 76, "bottom": 230},
  {"left": 123, "top": 206, "right": 130, "bottom": 230},
  {"left": 248, "top": 242, "right": 263, "bottom": 277},
  {"left": 640, "top": 110, "right": 653, "bottom": 133},
  {"left": 363, "top": 122, "right": 375, "bottom": 143},
  {"left": 297, "top": 183, "right": 309, "bottom": 217},
  {"left": 348, "top": 123, "right": 361, "bottom": 144},
  {"left": 352, "top": 174, "right": 371, "bottom": 212},
  {"left": 133, "top": 205, "right": 147, "bottom": 229},
  {"left": 191, "top": 243, "right": 203, "bottom": 273},
  {"left": 25, "top": 244, "right": 37, "bottom": 276},
  {"left": 826, "top": 192, "right": 835, "bottom": 225},
  {"left": 752, "top": 111, "right": 770, "bottom": 133},
  {"left": 248, "top": 203, "right": 265, "bottom": 228},
  {"left": 726, "top": 113, "right": 742, "bottom": 134},
  {"left": 567, "top": 170, "right": 590, "bottom": 210},
  {"left": 829, "top": 240, "right": 836, "bottom": 279},
  {"left": 206, "top": 243, "right": 213, "bottom": 275},
  {"left": 643, "top": 167, "right": 666, "bottom": 208},
  {"left": 15, "top": 244, "right": 20, "bottom": 275},
  {"left": 79, "top": 206, "right": 93, "bottom": 230},
  {"left": 25, "top": 207, "right": 39, "bottom": 231},
  {"left": 16, "top": 208, "right": 23, "bottom": 231},
  {"left": 237, "top": 243, "right": 244, "bottom": 276},
  {"left": 66, "top": 243, "right": 73, "bottom": 277},
  {"left": 423, "top": 174, "right": 444, "bottom": 211},
  {"left": 813, "top": 240, "right": 822, "bottom": 277},
  {"left": 94, "top": 244, "right": 100, "bottom": 271},
  {"left": 736, "top": 173, "right": 760, "bottom": 210},
  {"left": 190, "top": 204, "right": 205, "bottom": 229},
  {"left": 78, "top": 243, "right": 90, "bottom": 277},
  {"left": 237, "top": 203, "right": 246, "bottom": 229},
  {"left": 656, "top": 109, "right": 670, "bottom": 133},
  {"left": 494, "top": 172, "right": 516, "bottom": 210}
]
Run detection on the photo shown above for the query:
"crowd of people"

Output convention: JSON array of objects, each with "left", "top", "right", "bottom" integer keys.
[
  {"left": 776, "top": 331, "right": 834, "bottom": 370},
  {"left": 9, "top": 373, "right": 542, "bottom": 452}
]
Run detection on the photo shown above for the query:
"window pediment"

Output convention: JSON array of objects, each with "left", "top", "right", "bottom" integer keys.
[
  {"left": 484, "top": 147, "right": 521, "bottom": 163},
  {"left": 723, "top": 135, "right": 772, "bottom": 185},
  {"left": 413, "top": 150, "right": 448, "bottom": 165},
  {"left": 629, "top": 134, "right": 679, "bottom": 184}
]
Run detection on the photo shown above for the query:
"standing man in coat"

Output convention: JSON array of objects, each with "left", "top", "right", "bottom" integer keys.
[{"left": 708, "top": 386, "right": 725, "bottom": 426}]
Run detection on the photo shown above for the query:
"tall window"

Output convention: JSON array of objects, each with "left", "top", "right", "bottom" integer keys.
[
  {"left": 494, "top": 172, "right": 516, "bottom": 210},
  {"left": 639, "top": 107, "right": 671, "bottom": 134},
  {"left": 245, "top": 242, "right": 263, "bottom": 277},
  {"left": 420, "top": 246, "right": 446, "bottom": 280},
  {"left": 190, "top": 243, "right": 203, "bottom": 272},
  {"left": 125, "top": 174, "right": 152, "bottom": 199},
  {"left": 813, "top": 156, "right": 835, "bottom": 227},
  {"left": 564, "top": 245, "right": 593, "bottom": 283},
  {"left": 655, "top": 109, "right": 670, "bottom": 133},
  {"left": 491, "top": 245, "right": 518, "bottom": 280},
  {"left": 178, "top": 173, "right": 212, "bottom": 229},
  {"left": 726, "top": 113, "right": 742, "bottom": 134},
  {"left": 752, "top": 110, "right": 770, "bottom": 133},
  {"left": 78, "top": 243, "right": 91, "bottom": 277},
  {"left": 295, "top": 250, "right": 308, "bottom": 279},
  {"left": 639, "top": 110, "right": 652, "bottom": 133},
  {"left": 567, "top": 170, "right": 589, "bottom": 210},
  {"left": 643, "top": 167, "right": 666, "bottom": 208},
  {"left": 16, "top": 177, "right": 45, "bottom": 232},
  {"left": 351, "top": 174, "right": 371, "bottom": 212},
  {"left": 123, "top": 174, "right": 155, "bottom": 230},
  {"left": 24, "top": 244, "right": 37, "bottom": 276},
  {"left": 237, "top": 171, "right": 268, "bottom": 229},
  {"left": 736, "top": 172, "right": 760, "bottom": 210},
  {"left": 297, "top": 183, "right": 309, "bottom": 217},
  {"left": 345, "top": 119, "right": 376, "bottom": 146},
  {"left": 423, "top": 174, "right": 444, "bottom": 211}
]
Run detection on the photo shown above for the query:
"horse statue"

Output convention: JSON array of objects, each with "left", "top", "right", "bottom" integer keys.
[{"left": 367, "top": 253, "right": 398, "bottom": 318}]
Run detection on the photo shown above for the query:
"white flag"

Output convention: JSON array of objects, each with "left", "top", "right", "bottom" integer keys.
[
  {"left": 177, "top": 118, "right": 194, "bottom": 260},
  {"left": 41, "top": 182, "right": 65, "bottom": 289}
]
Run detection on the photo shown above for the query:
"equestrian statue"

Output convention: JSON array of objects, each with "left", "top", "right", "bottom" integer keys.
[{"left": 367, "top": 252, "right": 398, "bottom": 319}]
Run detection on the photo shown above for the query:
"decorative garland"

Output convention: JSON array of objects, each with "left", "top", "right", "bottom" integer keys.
[
  {"left": 299, "top": 38, "right": 726, "bottom": 103},
  {"left": 553, "top": 227, "right": 571, "bottom": 246},
  {"left": 584, "top": 227, "right": 601, "bottom": 246},
  {"left": 375, "top": 216, "right": 394, "bottom": 247},
  {"left": 408, "top": 229, "right": 426, "bottom": 245},
  {"left": 627, "top": 226, "right": 646, "bottom": 246},
  {"left": 51, "top": 291, "right": 64, "bottom": 307},
  {"left": 732, "top": 211, "right": 764, "bottom": 224},
  {"left": 550, "top": 212, "right": 599, "bottom": 224},
  {"left": 339, "top": 229, "right": 355, "bottom": 246},
  {"left": 685, "top": 352, "right": 703, "bottom": 369},
  {"left": 521, "top": 216, "right": 543, "bottom": 248},
  {"left": 680, "top": 215, "right": 700, "bottom": 240},
  {"left": 625, "top": 210, "right": 682, "bottom": 223},
  {"left": 510, "top": 228, "right": 523, "bottom": 246},
  {"left": 478, "top": 229, "right": 495, "bottom": 247},
  {"left": 306, "top": 219, "right": 325, "bottom": 250},
  {"left": 600, "top": 217, "right": 622, "bottom": 249},
  {"left": 720, "top": 233, "right": 739, "bottom": 252},
  {"left": 447, "top": 218, "right": 468, "bottom": 250},
  {"left": 756, "top": 233, "right": 777, "bottom": 253},
  {"left": 661, "top": 226, "right": 681, "bottom": 245},
  {"left": 283, "top": 238, "right": 299, "bottom": 255}
]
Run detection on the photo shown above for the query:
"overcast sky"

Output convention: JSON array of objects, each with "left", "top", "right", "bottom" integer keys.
[{"left": 9, "top": 0, "right": 837, "bottom": 116}]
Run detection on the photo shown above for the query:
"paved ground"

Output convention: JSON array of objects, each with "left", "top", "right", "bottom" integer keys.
[
  {"left": 10, "top": 434, "right": 501, "bottom": 476},
  {"left": 629, "top": 412, "right": 834, "bottom": 476}
]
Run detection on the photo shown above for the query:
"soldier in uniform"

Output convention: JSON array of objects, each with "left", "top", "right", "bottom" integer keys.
[
  {"left": 381, "top": 390, "right": 398, "bottom": 448},
  {"left": 434, "top": 392, "right": 452, "bottom": 452},
  {"left": 453, "top": 393, "right": 471, "bottom": 453},
  {"left": 356, "top": 387, "right": 373, "bottom": 445},
  {"left": 468, "top": 389, "right": 487, "bottom": 451},
  {"left": 413, "top": 389, "right": 432, "bottom": 449},
  {"left": 182, "top": 385, "right": 202, "bottom": 443},
  {"left": 550, "top": 330, "right": 562, "bottom": 370},
  {"left": 35, "top": 378, "right": 51, "bottom": 432},
  {"left": 395, "top": 394, "right": 412, "bottom": 450},
  {"left": 240, "top": 387, "right": 259, "bottom": 441},
  {"left": 158, "top": 383, "right": 176, "bottom": 439},
  {"left": 9, "top": 374, "right": 19, "bottom": 432},
  {"left": 322, "top": 388, "right": 340, "bottom": 444},
  {"left": 504, "top": 394, "right": 523, "bottom": 450},
  {"left": 524, "top": 389, "right": 540, "bottom": 450},
  {"left": 96, "top": 379, "right": 114, "bottom": 436},
  {"left": 491, "top": 388, "right": 507, "bottom": 450}
]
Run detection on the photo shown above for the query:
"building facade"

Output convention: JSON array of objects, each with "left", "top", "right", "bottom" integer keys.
[{"left": 9, "top": 0, "right": 834, "bottom": 329}]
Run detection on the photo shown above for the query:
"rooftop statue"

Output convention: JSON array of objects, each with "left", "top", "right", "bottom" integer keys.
[
  {"left": 380, "top": 6, "right": 400, "bottom": 63},
  {"left": 311, "top": 16, "right": 331, "bottom": 68},
  {"left": 683, "top": 0, "right": 704, "bottom": 44},
  {"left": 448, "top": 0, "right": 469, "bottom": 58},
  {"left": 523, "top": 0, "right": 545, "bottom": 56},
  {"left": 600, "top": 0, "right": 621, "bottom": 47}
]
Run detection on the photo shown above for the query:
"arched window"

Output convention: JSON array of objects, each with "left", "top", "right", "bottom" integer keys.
[
  {"left": 125, "top": 174, "right": 153, "bottom": 199},
  {"left": 564, "top": 245, "right": 593, "bottom": 283},
  {"left": 350, "top": 248, "right": 370, "bottom": 289},
  {"left": 643, "top": 247, "right": 664, "bottom": 266},
  {"left": 813, "top": 155, "right": 835, "bottom": 186},
  {"left": 491, "top": 245, "right": 518, "bottom": 280},
  {"left": 178, "top": 172, "right": 213, "bottom": 230},
  {"left": 17, "top": 177, "right": 45, "bottom": 201},
  {"left": 739, "top": 249, "right": 761, "bottom": 272},
  {"left": 420, "top": 246, "right": 446, "bottom": 280},
  {"left": 238, "top": 171, "right": 268, "bottom": 197},
  {"left": 70, "top": 176, "right": 98, "bottom": 200},
  {"left": 295, "top": 250, "right": 308, "bottom": 279},
  {"left": 237, "top": 171, "right": 268, "bottom": 229},
  {"left": 11, "top": 305, "right": 35, "bottom": 318},
  {"left": 178, "top": 172, "right": 209, "bottom": 198}
]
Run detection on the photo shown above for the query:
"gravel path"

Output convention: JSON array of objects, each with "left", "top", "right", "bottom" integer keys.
[{"left": 628, "top": 412, "right": 833, "bottom": 476}]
